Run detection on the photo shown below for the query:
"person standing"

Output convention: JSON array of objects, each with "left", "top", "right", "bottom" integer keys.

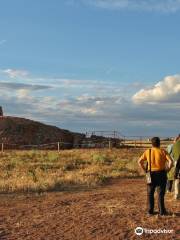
[
  {"left": 172, "top": 134, "right": 180, "bottom": 200},
  {"left": 138, "top": 137, "right": 173, "bottom": 215},
  {"left": 166, "top": 137, "right": 178, "bottom": 192}
]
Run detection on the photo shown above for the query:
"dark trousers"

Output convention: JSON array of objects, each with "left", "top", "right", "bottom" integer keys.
[
  {"left": 167, "top": 180, "right": 173, "bottom": 192},
  {"left": 147, "top": 171, "right": 167, "bottom": 214}
]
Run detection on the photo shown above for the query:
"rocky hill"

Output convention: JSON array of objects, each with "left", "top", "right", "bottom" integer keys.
[
  {"left": 0, "top": 116, "right": 85, "bottom": 148},
  {"left": 0, "top": 116, "right": 120, "bottom": 149}
]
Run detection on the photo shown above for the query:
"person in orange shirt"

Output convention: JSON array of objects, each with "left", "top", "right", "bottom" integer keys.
[{"left": 138, "top": 137, "right": 173, "bottom": 216}]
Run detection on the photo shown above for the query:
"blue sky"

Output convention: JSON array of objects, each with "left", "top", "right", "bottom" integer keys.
[{"left": 0, "top": 0, "right": 180, "bottom": 137}]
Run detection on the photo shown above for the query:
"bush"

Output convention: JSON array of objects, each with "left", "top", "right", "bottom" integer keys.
[{"left": 92, "top": 153, "right": 111, "bottom": 165}]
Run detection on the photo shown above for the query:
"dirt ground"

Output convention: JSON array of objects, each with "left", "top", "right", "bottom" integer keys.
[{"left": 0, "top": 179, "right": 179, "bottom": 240}]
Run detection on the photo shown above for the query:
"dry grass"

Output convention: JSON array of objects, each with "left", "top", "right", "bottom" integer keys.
[{"left": 0, "top": 148, "right": 143, "bottom": 193}]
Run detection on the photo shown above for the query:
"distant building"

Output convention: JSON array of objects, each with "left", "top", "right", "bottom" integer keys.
[{"left": 0, "top": 106, "right": 3, "bottom": 117}]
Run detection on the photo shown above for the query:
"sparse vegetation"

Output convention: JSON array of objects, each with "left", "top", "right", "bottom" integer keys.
[{"left": 0, "top": 149, "right": 143, "bottom": 193}]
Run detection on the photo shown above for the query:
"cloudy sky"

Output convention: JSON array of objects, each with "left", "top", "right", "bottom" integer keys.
[{"left": 0, "top": 0, "right": 180, "bottom": 137}]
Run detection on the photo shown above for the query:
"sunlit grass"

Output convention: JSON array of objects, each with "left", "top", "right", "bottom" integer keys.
[{"left": 0, "top": 148, "right": 143, "bottom": 193}]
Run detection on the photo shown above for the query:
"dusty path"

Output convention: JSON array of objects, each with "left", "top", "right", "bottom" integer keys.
[{"left": 0, "top": 179, "right": 179, "bottom": 240}]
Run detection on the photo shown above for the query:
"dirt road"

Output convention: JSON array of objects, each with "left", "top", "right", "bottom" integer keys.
[{"left": 0, "top": 179, "right": 179, "bottom": 240}]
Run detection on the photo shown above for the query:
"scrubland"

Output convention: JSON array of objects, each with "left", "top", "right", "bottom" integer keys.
[{"left": 0, "top": 148, "right": 143, "bottom": 193}]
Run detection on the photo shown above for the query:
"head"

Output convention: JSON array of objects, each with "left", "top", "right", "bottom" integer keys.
[
  {"left": 174, "top": 134, "right": 180, "bottom": 142},
  {"left": 151, "top": 137, "right": 160, "bottom": 148}
]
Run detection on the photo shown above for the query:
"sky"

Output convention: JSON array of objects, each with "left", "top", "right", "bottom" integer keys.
[{"left": 0, "top": 0, "right": 180, "bottom": 137}]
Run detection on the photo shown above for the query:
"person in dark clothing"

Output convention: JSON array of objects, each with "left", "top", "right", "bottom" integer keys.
[
  {"left": 172, "top": 134, "right": 180, "bottom": 200},
  {"left": 138, "top": 137, "right": 173, "bottom": 215},
  {"left": 147, "top": 171, "right": 167, "bottom": 215},
  {"left": 166, "top": 137, "right": 178, "bottom": 192},
  {"left": 175, "top": 157, "right": 180, "bottom": 179}
]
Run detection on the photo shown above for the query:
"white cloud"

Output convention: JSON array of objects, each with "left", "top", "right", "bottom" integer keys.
[
  {"left": 0, "top": 68, "right": 122, "bottom": 96},
  {"left": 1, "top": 80, "right": 180, "bottom": 135},
  {"left": 1, "top": 67, "right": 180, "bottom": 135},
  {"left": 132, "top": 75, "right": 180, "bottom": 104},
  {"left": 95, "top": 100, "right": 104, "bottom": 105},
  {"left": 2, "top": 69, "right": 29, "bottom": 78},
  {"left": 16, "top": 89, "right": 30, "bottom": 99},
  {"left": 84, "top": 0, "right": 180, "bottom": 12},
  {"left": 81, "top": 107, "right": 98, "bottom": 115},
  {"left": 0, "top": 82, "right": 51, "bottom": 91}
]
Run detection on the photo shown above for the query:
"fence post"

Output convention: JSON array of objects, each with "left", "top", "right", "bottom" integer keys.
[
  {"left": 58, "top": 142, "right": 60, "bottom": 153},
  {"left": 109, "top": 139, "right": 111, "bottom": 149},
  {"left": 140, "top": 137, "right": 142, "bottom": 147},
  {"left": 1, "top": 143, "right": 4, "bottom": 153}
]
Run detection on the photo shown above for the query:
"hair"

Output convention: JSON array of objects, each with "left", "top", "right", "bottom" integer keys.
[
  {"left": 174, "top": 137, "right": 178, "bottom": 143},
  {"left": 151, "top": 137, "right": 160, "bottom": 148}
]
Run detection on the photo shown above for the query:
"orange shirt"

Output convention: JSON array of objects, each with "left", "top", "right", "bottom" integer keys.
[{"left": 140, "top": 147, "right": 169, "bottom": 171}]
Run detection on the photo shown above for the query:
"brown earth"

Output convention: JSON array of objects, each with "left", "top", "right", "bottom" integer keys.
[{"left": 0, "top": 179, "right": 179, "bottom": 240}]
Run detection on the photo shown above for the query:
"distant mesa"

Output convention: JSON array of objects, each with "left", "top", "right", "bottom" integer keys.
[
  {"left": 0, "top": 107, "right": 86, "bottom": 148},
  {"left": 0, "top": 115, "right": 77, "bottom": 148},
  {"left": 0, "top": 107, "right": 120, "bottom": 149}
]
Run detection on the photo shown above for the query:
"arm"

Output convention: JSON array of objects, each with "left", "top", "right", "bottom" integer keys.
[
  {"left": 138, "top": 156, "right": 147, "bottom": 173},
  {"left": 165, "top": 154, "right": 173, "bottom": 171},
  {"left": 138, "top": 153, "right": 147, "bottom": 172}
]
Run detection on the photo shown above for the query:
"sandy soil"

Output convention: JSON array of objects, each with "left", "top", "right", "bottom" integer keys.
[{"left": 0, "top": 179, "right": 179, "bottom": 240}]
